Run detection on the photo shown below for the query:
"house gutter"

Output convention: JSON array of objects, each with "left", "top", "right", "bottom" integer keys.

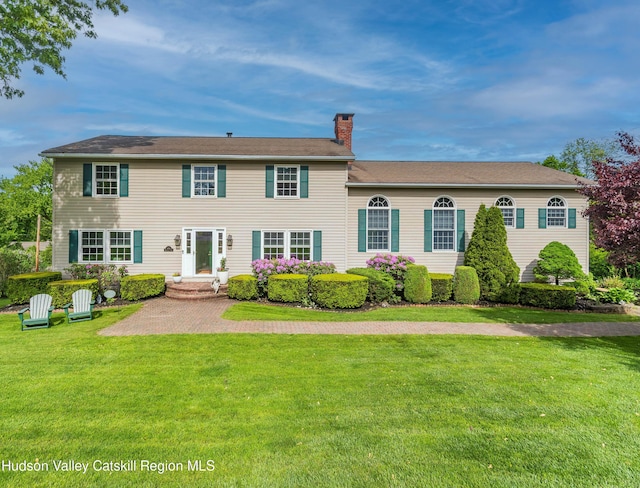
[
  {"left": 345, "top": 182, "right": 581, "bottom": 189},
  {"left": 39, "top": 152, "right": 355, "bottom": 162}
]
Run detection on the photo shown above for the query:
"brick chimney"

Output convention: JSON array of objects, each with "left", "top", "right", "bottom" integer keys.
[{"left": 333, "top": 113, "right": 354, "bottom": 151}]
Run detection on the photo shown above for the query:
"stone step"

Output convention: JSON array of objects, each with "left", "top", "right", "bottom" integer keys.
[{"left": 165, "top": 281, "right": 228, "bottom": 300}]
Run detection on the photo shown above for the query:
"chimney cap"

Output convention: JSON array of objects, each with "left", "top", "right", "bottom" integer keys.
[{"left": 334, "top": 113, "right": 355, "bottom": 121}]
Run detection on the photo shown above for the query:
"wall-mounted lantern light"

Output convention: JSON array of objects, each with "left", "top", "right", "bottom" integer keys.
[
  {"left": 227, "top": 234, "right": 233, "bottom": 250},
  {"left": 174, "top": 234, "right": 182, "bottom": 249}
]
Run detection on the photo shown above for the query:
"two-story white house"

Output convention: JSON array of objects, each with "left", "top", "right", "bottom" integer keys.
[{"left": 42, "top": 114, "right": 590, "bottom": 280}]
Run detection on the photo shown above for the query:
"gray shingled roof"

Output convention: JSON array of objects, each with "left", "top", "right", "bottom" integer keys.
[
  {"left": 348, "top": 161, "right": 592, "bottom": 188},
  {"left": 41, "top": 135, "right": 355, "bottom": 159}
]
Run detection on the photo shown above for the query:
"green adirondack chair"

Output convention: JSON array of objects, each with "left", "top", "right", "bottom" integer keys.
[
  {"left": 18, "top": 293, "right": 55, "bottom": 331},
  {"left": 63, "top": 289, "right": 95, "bottom": 323}
]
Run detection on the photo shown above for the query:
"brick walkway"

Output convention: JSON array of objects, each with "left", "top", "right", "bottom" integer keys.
[{"left": 98, "top": 297, "right": 640, "bottom": 337}]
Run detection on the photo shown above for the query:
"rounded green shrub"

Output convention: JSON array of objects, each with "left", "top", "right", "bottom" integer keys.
[
  {"left": 453, "top": 266, "right": 480, "bottom": 304},
  {"left": 121, "top": 274, "right": 165, "bottom": 301},
  {"left": 268, "top": 274, "right": 308, "bottom": 303},
  {"left": 7, "top": 271, "right": 62, "bottom": 304},
  {"left": 346, "top": 267, "right": 396, "bottom": 303},
  {"left": 404, "top": 264, "right": 432, "bottom": 304},
  {"left": 430, "top": 273, "right": 453, "bottom": 302},
  {"left": 228, "top": 274, "right": 258, "bottom": 300},
  {"left": 519, "top": 283, "right": 576, "bottom": 309},
  {"left": 48, "top": 279, "right": 99, "bottom": 308},
  {"left": 310, "top": 274, "right": 368, "bottom": 309}
]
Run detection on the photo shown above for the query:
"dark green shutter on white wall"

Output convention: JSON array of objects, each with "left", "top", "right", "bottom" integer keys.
[
  {"left": 69, "top": 230, "right": 78, "bottom": 263},
  {"left": 300, "top": 166, "right": 309, "bottom": 198},
  {"left": 182, "top": 165, "right": 191, "bottom": 198},
  {"left": 119, "top": 164, "right": 129, "bottom": 197},
  {"left": 83, "top": 164, "right": 92, "bottom": 196},
  {"left": 568, "top": 208, "right": 576, "bottom": 228},
  {"left": 252, "top": 231, "right": 262, "bottom": 260},
  {"left": 357, "top": 209, "right": 366, "bottom": 252},
  {"left": 265, "top": 166, "right": 274, "bottom": 198},
  {"left": 538, "top": 208, "right": 547, "bottom": 229},
  {"left": 133, "top": 231, "right": 143, "bottom": 263},
  {"left": 391, "top": 209, "right": 400, "bottom": 252},
  {"left": 516, "top": 208, "right": 525, "bottom": 229},
  {"left": 424, "top": 210, "right": 433, "bottom": 252},
  {"left": 313, "top": 230, "right": 322, "bottom": 261},
  {"left": 457, "top": 210, "right": 465, "bottom": 252},
  {"left": 217, "top": 165, "right": 226, "bottom": 198}
]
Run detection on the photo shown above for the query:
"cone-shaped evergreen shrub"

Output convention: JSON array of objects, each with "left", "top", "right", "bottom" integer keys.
[
  {"left": 453, "top": 266, "right": 480, "bottom": 304},
  {"left": 464, "top": 205, "right": 520, "bottom": 301},
  {"left": 533, "top": 241, "right": 585, "bottom": 285}
]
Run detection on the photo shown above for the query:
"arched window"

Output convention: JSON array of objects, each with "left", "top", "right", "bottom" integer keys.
[
  {"left": 496, "top": 196, "right": 515, "bottom": 228},
  {"left": 433, "top": 196, "right": 456, "bottom": 251},
  {"left": 367, "top": 196, "right": 390, "bottom": 251},
  {"left": 547, "top": 197, "right": 567, "bottom": 227}
]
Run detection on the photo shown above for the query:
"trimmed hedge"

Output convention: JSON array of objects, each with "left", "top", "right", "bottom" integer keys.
[
  {"left": 310, "top": 274, "right": 368, "bottom": 309},
  {"left": 404, "top": 265, "right": 432, "bottom": 304},
  {"left": 346, "top": 267, "right": 396, "bottom": 303},
  {"left": 268, "top": 274, "right": 308, "bottom": 303},
  {"left": 496, "top": 283, "right": 521, "bottom": 305},
  {"left": 120, "top": 274, "right": 166, "bottom": 301},
  {"left": 453, "top": 266, "right": 480, "bottom": 305},
  {"left": 6, "top": 271, "right": 63, "bottom": 304},
  {"left": 430, "top": 273, "right": 453, "bottom": 302},
  {"left": 48, "top": 279, "right": 99, "bottom": 308},
  {"left": 228, "top": 274, "right": 258, "bottom": 301},
  {"left": 519, "top": 283, "right": 576, "bottom": 309}
]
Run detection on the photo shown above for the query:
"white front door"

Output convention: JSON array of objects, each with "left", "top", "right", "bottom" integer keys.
[{"left": 182, "top": 228, "right": 225, "bottom": 277}]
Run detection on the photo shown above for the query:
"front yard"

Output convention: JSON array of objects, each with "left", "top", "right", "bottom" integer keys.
[{"left": 1, "top": 306, "right": 640, "bottom": 487}]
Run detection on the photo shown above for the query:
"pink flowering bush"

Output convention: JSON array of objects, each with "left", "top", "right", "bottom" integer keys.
[
  {"left": 251, "top": 258, "right": 336, "bottom": 296},
  {"left": 366, "top": 253, "right": 415, "bottom": 293}
]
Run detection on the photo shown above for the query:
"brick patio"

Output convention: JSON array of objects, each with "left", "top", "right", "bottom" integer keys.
[{"left": 98, "top": 297, "right": 640, "bottom": 337}]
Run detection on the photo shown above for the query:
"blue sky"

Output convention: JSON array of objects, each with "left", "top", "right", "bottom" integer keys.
[{"left": 1, "top": 0, "right": 639, "bottom": 177}]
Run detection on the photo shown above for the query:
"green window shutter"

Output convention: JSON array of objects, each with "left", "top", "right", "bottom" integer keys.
[
  {"left": 538, "top": 208, "right": 547, "bottom": 229},
  {"left": 252, "top": 231, "right": 262, "bottom": 261},
  {"left": 313, "top": 230, "right": 322, "bottom": 261},
  {"left": 182, "top": 165, "right": 191, "bottom": 198},
  {"left": 358, "top": 209, "right": 366, "bottom": 252},
  {"left": 516, "top": 208, "right": 525, "bottom": 229},
  {"left": 218, "top": 165, "right": 226, "bottom": 198},
  {"left": 265, "top": 166, "right": 274, "bottom": 198},
  {"left": 83, "top": 164, "right": 92, "bottom": 197},
  {"left": 119, "top": 164, "right": 129, "bottom": 197},
  {"left": 391, "top": 209, "right": 400, "bottom": 252},
  {"left": 568, "top": 208, "right": 576, "bottom": 229},
  {"left": 69, "top": 230, "right": 79, "bottom": 263},
  {"left": 457, "top": 209, "right": 465, "bottom": 252},
  {"left": 133, "top": 230, "right": 143, "bottom": 263},
  {"left": 300, "top": 166, "right": 309, "bottom": 198},
  {"left": 424, "top": 210, "right": 433, "bottom": 252}
]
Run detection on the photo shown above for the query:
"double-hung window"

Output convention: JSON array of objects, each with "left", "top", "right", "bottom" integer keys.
[
  {"left": 109, "top": 231, "right": 133, "bottom": 262},
  {"left": 94, "top": 164, "right": 119, "bottom": 196},
  {"left": 433, "top": 197, "right": 455, "bottom": 251},
  {"left": 367, "top": 196, "right": 390, "bottom": 251},
  {"left": 79, "top": 230, "right": 133, "bottom": 263},
  {"left": 276, "top": 166, "right": 299, "bottom": 197},
  {"left": 81, "top": 231, "right": 105, "bottom": 262},
  {"left": 261, "top": 230, "right": 312, "bottom": 260},
  {"left": 496, "top": 196, "right": 515, "bottom": 228},
  {"left": 193, "top": 165, "right": 216, "bottom": 197},
  {"left": 547, "top": 197, "right": 567, "bottom": 227}
]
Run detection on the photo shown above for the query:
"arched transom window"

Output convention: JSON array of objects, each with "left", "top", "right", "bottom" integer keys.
[
  {"left": 433, "top": 196, "right": 456, "bottom": 251},
  {"left": 496, "top": 196, "right": 515, "bottom": 228},
  {"left": 547, "top": 197, "right": 567, "bottom": 227},
  {"left": 367, "top": 196, "right": 390, "bottom": 251}
]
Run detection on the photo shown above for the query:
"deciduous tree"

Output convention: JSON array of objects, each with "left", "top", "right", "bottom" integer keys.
[
  {"left": 0, "top": 0, "right": 128, "bottom": 99},
  {"left": 533, "top": 241, "right": 585, "bottom": 285}
]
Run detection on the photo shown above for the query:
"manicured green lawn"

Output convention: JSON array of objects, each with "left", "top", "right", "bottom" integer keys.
[
  {"left": 0, "top": 297, "right": 10, "bottom": 308},
  {"left": 222, "top": 301, "right": 640, "bottom": 323},
  {"left": 1, "top": 306, "right": 640, "bottom": 487}
]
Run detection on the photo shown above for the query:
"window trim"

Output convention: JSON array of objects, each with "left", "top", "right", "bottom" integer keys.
[
  {"left": 496, "top": 195, "right": 516, "bottom": 228},
  {"left": 274, "top": 165, "right": 300, "bottom": 199},
  {"left": 191, "top": 164, "right": 218, "bottom": 198},
  {"left": 260, "top": 229, "right": 313, "bottom": 260},
  {"left": 366, "top": 195, "right": 391, "bottom": 252},
  {"left": 432, "top": 195, "right": 456, "bottom": 252},
  {"left": 93, "top": 162, "right": 120, "bottom": 198},
  {"left": 79, "top": 229, "right": 134, "bottom": 264},
  {"left": 547, "top": 196, "right": 567, "bottom": 228}
]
